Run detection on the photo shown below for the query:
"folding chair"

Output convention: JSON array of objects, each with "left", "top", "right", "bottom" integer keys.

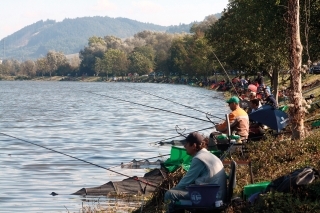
[{"left": 172, "top": 160, "right": 237, "bottom": 213}]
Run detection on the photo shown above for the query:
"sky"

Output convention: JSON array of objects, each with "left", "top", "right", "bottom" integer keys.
[{"left": 0, "top": 0, "right": 229, "bottom": 40}]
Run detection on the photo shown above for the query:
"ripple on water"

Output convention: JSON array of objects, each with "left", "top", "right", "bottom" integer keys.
[{"left": 0, "top": 81, "right": 228, "bottom": 213}]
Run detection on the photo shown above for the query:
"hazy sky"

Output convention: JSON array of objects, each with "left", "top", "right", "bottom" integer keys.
[{"left": 0, "top": 0, "right": 229, "bottom": 40}]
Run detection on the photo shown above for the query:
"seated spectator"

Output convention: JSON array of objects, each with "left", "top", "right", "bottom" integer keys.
[
  {"left": 214, "top": 96, "right": 249, "bottom": 140},
  {"left": 164, "top": 132, "right": 227, "bottom": 212},
  {"left": 249, "top": 99, "right": 262, "bottom": 113},
  {"left": 264, "top": 88, "right": 278, "bottom": 108}
]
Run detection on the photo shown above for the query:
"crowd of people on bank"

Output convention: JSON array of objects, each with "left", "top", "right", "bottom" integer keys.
[
  {"left": 163, "top": 72, "right": 320, "bottom": 212},
  {"left": 164, "top": 73, "right": 284, "bottom": 212}
]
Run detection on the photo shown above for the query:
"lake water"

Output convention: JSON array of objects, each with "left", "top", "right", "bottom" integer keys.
[{"left": 0, "top": 81, "right": 228, "bottom": 213}]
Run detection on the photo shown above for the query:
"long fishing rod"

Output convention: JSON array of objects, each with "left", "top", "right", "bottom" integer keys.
[
  {"left": 149, "top": 126, "right": 214, "bottom": 146},
  {"left": 87, "top": 91, "right": 213, "bottom": 123},
  {"left": 0, "top": 132, "right": 167, "bottom": 191},
  {"left": 127, "top": 86, "right": 224, "bottom": 120},
  {"left": 212, "top": 51, "right": 240, "bottom": 97}
]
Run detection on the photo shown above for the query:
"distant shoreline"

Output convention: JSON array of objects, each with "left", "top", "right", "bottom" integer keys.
[{"left": 0, "top": 76, "right": 104, "bottom": 82}]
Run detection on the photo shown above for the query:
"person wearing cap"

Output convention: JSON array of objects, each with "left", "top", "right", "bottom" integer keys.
[
  {"left": 214, "top": 96, "right": 249, "bottom": 140},
  {"left": 164, "top": 132, "right": 226, "bottom": 210}
]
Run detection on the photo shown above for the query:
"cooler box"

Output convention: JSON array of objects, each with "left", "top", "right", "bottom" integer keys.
[
  {"left": 243, "top": 181, "right": 270, "bottom": 200},
  {"left": 187, "top": 184, "right": 220, "bottom": 206}
]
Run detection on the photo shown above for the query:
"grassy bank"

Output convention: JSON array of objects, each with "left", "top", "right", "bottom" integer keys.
[{"left": 133, "top": 129, "right": 320, "bottom": 213}]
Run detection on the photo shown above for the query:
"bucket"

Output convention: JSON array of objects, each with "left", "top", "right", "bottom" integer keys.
[{"left": 187, "top": 184, "right": 220, "bottom": 206}]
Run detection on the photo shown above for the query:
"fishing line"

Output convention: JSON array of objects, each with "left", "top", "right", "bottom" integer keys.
[
  {"left": 212, "top": 51, "right": 240, "bottom": 97},
  {"left": 0, "top": 132, "right": 167, "bottom": 191},
  {"left": 127, "top": 86, "right": 224, "bottom": 120},
  {"left": 87, "top": 91, "right": 213, "bottom": 123}
]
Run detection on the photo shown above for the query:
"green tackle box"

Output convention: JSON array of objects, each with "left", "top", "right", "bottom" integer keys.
[{"left": 243, "top": 181, "right": 271, "bottom": 200}]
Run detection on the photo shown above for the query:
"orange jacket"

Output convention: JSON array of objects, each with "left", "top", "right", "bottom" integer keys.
[{"left": 216, "top": 107, "right": 249, "bottom": 139}]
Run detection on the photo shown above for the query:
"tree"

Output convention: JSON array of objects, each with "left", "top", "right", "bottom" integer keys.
[
  {"left": 36, "top": 57, "right": 49, "bottom": 76},
  {"left": 128, "top": 51, "right": 153, "bottom": 75},
  {"left": 94, "top": 57, "right": 103, "bottom": 77},
  {"left": 168, "top": 36, "right": 190, "bottom": 77},
  {"left": 288, "top": 0, "right": 305, "bottom": 139},
  {"left": 1, "top": 60, "right": 21, "bottom": 76},
  {"left": 102, "top": 49, "right": 129, "bottom": 78},
  {"left": 190, "top": 15, "right": 218, "bottom": 34},
  {"left": 46, "top": 51, "right": 68, "bottom": 77},
  {"left": 21, "top": 60, "right": 36, "bottom": 77},
  {"left": 79, "top": 36, "right": 107, "bottom": 76},
  {"left": 206, "top": 0, "right": 289, "bottom": 100}
]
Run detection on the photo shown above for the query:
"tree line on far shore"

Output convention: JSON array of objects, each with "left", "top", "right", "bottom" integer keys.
[{"left": 1, "top": 0, "right": 319, "bottom": 84}]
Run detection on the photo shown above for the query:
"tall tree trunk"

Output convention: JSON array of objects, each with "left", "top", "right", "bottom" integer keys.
[
  {"left": 272, "top": 69, "right": 279, "bottom": 103},
  {"left": 288, "top": 0, "right": 305, "bottom": 140}
]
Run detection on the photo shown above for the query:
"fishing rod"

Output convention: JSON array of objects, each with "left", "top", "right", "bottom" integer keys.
[
  {"left": 212, "top": 51, "right": 240, "bottom": 98},
  {"left": 87, "top": 91, "right": 214, "bottom": 123},
  {"left": 149, "top": 126, "right": 215, "bottom": 146},
  {"left": 0, "top": 132, "right": 167, "bottom": 191},
  {"left": 127, "top": 86, "right": 224, "bottom": 120}
]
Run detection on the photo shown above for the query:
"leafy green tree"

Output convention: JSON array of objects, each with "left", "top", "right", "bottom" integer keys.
[
  {"left": 206, "top": 0, "right": 289, "bottom": 99},
  {"left": 1, "top": 60, "right": 21, "bottom": 76},
  {"left": 46, "top": 51, "right": 68, "bottom": 77},
  {"left": 168, "top": 33, "right": 214, "bottom": 79},
  {"left": 102, "top": 49, "right": 129, "bottom": 77},
  {"left": 94, "top": 57, "right": 103, "bottom": 77},
  {"left": 128, "top": 51, "right": 153, "bottom": 75},
  {"left": 104, "top": 35, "right": 123, "bottom": 50},
  {"left": 88, "top": 36, "right": 106, "bottom": 47},
  {"left": 21, "top": 60, "right": 36, "bottom": 77},
  {"left": 190, "top": 15, "right": 218, "bottom": 34},
  {"left": 168, "top": 36, "right": 190, "bottom": 77},
  {"left": 35, "top": 57, "right": 49, "bottom": 76},
  {"left": 134, "top": 45, "right": 155, "bottom": 65},
  {"left": 79, "top": 36, "right": 107, "bottom": 76}
]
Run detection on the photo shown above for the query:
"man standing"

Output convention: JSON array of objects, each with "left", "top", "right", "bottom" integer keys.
[
  {"left": 215, "top": 96, "right": 249, "bottom": 140},
  {"left": 164, "top": 132, "right": 226, "bottom": 211}
]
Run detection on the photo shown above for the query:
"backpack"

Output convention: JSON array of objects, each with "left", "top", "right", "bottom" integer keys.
[{"left": 265, "top": 167, "right": 320, "bottom": 193}]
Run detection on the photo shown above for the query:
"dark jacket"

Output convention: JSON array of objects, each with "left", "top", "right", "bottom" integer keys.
[{"left": 265, "top": 95, "right": 278, "bottom": 108}]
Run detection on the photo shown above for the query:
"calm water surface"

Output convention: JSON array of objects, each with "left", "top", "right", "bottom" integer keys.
[{"left": 0, "top": 81, "right": 228, "bottom": 212}]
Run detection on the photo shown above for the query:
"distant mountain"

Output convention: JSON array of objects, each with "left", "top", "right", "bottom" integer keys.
[{"left": 0, "top": 14, "right": 221, "bottom": 61}]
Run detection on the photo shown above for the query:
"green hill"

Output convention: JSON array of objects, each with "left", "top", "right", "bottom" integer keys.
[
  {"left": 0, "top": 17, "right": 171, "bottom": 60},
  {"left": 1, "top": 14, "right": 222, "bottom": 61}
]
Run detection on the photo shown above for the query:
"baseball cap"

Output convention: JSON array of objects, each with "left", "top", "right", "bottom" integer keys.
[
  {"left": 226, "top": 96, "right": 240, "bottom": 104},
  {"left": 181, "top": 132, "right": 204, "bottom": 145}
]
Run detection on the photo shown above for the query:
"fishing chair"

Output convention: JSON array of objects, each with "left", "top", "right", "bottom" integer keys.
[{"left": 172, "top": 160, "right": 237, "bottom": 213}]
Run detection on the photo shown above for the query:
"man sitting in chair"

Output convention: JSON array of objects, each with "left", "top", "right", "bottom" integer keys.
[
  {"left": 164, "top": 132, "right": 227, "bottom": 212},
  {"left": 213, "top": 96, "right": 249, "bottom": 141}
]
